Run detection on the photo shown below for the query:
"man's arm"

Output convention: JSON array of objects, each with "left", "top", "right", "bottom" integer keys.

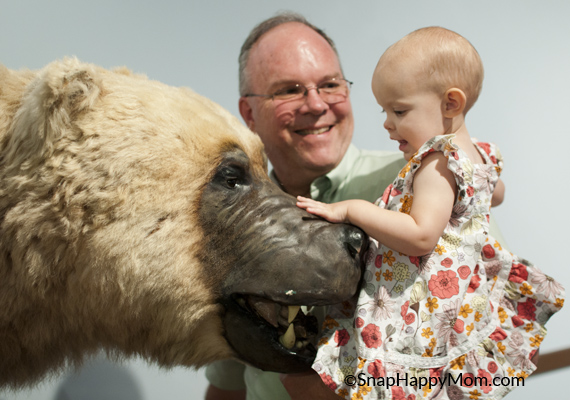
[
  {"left": 280, "top": 371, "right": 342, "bottom": 399},
  {"left": 203, "top": 360, "right": 247, "bottom": 400},
  {"left": 205, "top": 384, "right": 246, "bottom": 400}
]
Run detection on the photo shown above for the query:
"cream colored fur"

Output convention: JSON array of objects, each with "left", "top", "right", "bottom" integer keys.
[{"left": 0, "top": 58, "right": 267, "bottom": 388}]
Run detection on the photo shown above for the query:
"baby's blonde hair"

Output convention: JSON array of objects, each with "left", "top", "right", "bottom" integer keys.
[{"left": 380, "top": 26, "right": 484, "bottom": 113}]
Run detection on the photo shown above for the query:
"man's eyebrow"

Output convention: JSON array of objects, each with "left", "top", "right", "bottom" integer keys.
[
  {"left": 267, "top": 74, "right": 343, "bottom": 90},
  {"left": 267, "top": 79, "right": 300, "bottom": 91}
]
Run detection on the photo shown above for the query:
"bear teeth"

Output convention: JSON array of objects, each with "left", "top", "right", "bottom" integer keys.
[
  {"left": 288, "top": 305, "right": 300, "bottom": 323},
  {"left": 279, "top": 323, "right": 296, "bottom": 349},
  {"left": 279, "top": 306, "right": 303, "bottom": 349}
]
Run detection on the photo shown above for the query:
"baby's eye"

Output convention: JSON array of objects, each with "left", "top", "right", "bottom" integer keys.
[{"left": 394, "top": 110, "right": 406, "bottom": 116}]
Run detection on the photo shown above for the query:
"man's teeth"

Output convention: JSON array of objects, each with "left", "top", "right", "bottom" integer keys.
[
  {"left": 297, "top": 126, "right": 329, "bottom": 136},
  {"left": 279, "top": 305, "right": 301, "bottom": 349}
]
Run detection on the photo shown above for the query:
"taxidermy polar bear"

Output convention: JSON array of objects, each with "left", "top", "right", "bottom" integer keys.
[{"left": 0, "top": 58, "right": 367, "bottom": 388}]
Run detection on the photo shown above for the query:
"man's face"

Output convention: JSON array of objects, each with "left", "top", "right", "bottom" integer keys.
[{"left": 239, "top": 22, "right": 354, "bottom": 181}]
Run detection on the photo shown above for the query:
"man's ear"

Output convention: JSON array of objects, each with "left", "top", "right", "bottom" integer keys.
[
  {"left": 238, "top": 97, "right": 255, "bottom": 131},
  {"left": 442, "top": 88, "right": 466, "bottom": 118}
]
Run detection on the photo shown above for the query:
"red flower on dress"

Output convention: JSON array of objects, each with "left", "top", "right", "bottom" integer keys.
[
  {"left": 391, "top": 386, "right": 406, "bottom": 400},
  {"left": 477, "top": 369, "right": 493, "bottom": 394},
  {"left": 482, "top": 244, "right": 495, "bottom": 260},
  {"left": 381, "top": 184, "right": 393, "bottom": 204},
  {"left": 355, "top": 317, "right": 365, "bottom": 328},
  {"left": 441, "top": 258, "right": 453, "bottom": 268},
  {"left": 511, "top": 315, "right": 525, "bottom": 327},
  {"left": 466, "top": 186, "right": 474, "bottom": 197},
  {"left": 477, "top": 142, "right": 491, "bottom": 155},
  {"left": 361, "top": 323, "right": 382, "bottom": 348},
  {"left": 489, "top": 327, "right": 507, "bottom": 342},
  {"left": 517, "top": 298, "right": 537, "bottom": 321},
  {"left": 458, "top": 265, "right": 471, "bottom": 279},
  {"left": 467, "top": 274, "right": 481, "bottom": 293},
  {"left": 319, "top": 372, "right": 337, "bottom": 391},
  {"left": 509, "top": 263, "right": 528, "bottom": 284},
  {"left": 409, "top": 256, "right": 420, "bottom": 267},
  {"left": 391, "top": 187, "right": 402, "bottom": 197},
  {"left": 367, "top": 359, "right": 385, "bottom": 379},
  {"left": 401, "top": 300, "right": 410, "bottom": 318},
  {"left": 428, "top": 270, "right": 460, "bottom": 299},
  {"left": 461, "top": 372, "right": 475, "bottom": 387},
  {"left": 487, "top": 361, "right": 498, "bottom": 374},
  {"left": 334, "top": 329, "right": 350, "bottom": 347},
  {"left": 375, "top": 254, "right": 383, "bottom": 268},
  {"left": 405, "top": 312, "right": 416, "bottom": 325},
  {"left": 453, "top": 318, "right": 465, "bottom": 334},
  {"left": 530, "top": 349, "right": 538, "bottom": 361}
]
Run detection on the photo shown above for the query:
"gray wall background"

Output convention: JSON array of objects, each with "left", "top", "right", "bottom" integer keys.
[{"left": 1, "top": 1, "right": 569, "bottom": 399}]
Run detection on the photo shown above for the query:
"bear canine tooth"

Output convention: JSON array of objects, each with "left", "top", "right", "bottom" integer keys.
[
  {"left": 287, "top": 305, "right": 300, "bottom": 323},
  {"left": 279, "top": 323, "right": 296, "bottom": 349}
]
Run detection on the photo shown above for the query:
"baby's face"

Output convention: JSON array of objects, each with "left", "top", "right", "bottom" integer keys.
[{"left": 372, "top": 62, "right": 449, "bottom": 160}]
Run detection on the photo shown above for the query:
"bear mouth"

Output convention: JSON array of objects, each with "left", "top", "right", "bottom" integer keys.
[
  {"left": 222, "top": 294, "right": 320, "bottom": 372},
  {"left": 238, "top": 294, "right": 319, "bottom": 355}
]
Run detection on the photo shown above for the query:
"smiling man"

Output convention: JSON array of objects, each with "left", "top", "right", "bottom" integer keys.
[{"left": 204, "top": 12, "right": 405, "bottom": 400}]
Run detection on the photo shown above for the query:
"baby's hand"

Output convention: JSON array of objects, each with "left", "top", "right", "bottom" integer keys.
[{"left": 296, "top": 196, "right": 349, "bottom": 224}]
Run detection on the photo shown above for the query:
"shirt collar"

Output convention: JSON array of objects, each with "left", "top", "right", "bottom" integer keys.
[
  {"left": 268, "top": 144, "right": 358, "bottom": 199},
  {"left": 310, "top": 144, "right": 358, "bottom": 200}
]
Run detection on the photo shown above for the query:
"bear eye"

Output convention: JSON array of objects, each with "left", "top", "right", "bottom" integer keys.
[{"left": 219, "top": 165, "right": 245, "bottom": 189}]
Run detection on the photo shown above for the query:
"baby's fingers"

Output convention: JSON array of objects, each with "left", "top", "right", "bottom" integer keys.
[{"left": 296, "top": 196, "right": 321, "bottom": 209}]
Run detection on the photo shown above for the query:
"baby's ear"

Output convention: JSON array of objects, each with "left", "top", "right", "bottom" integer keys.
[{"left": 442, "top": 88, "right": 466, "bottom": 117}]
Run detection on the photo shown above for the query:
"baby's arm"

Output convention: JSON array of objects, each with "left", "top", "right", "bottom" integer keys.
[
  {"left": 491, "top": 178, "right": 505, "bottom": 207},
  {"left": 297, "top": 152, "right": 456, "bottom": 256}
]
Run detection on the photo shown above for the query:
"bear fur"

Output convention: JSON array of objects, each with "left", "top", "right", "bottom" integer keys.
[{"left": 0, "top": 59, "right": 365, "bottom": 387}]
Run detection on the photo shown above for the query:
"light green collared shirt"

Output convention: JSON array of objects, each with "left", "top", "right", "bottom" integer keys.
[
  {"left": 205, "top": 145, "right": 506, "bottom": 399},
  {"left": 308, "top": 144, "right": 405, "bottom": 203}
]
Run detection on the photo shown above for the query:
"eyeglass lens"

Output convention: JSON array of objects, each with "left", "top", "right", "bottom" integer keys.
[{"left": 274, "top": 79, "right": 350, "bottom": 105}]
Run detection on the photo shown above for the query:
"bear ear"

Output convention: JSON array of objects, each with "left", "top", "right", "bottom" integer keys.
[
  {"left": 30, "top": 57, "right": 101, "bottom": 123},
  {"left": 5, "top": 58, "right": 101, "bottom": 167}
]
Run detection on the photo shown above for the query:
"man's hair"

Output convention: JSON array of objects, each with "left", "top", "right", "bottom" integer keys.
[
  {"left": 381, "top": 26, "right": 484, "bottom": 113},
  {"left": 238, "top": 11, "right": 340, "bottom": 96}
]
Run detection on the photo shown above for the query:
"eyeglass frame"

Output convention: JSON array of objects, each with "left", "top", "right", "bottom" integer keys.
[{"left": 242, "top": 78, "right": 353, "bottom": 105}]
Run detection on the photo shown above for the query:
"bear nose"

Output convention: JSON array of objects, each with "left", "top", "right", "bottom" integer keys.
[{"left": 344, "top": 227, "right": 367, "bottom": 260}]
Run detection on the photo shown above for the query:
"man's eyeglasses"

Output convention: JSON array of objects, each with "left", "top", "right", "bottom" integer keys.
[{"left": 244, "top": 78, "right": 353, "bottom": 106}]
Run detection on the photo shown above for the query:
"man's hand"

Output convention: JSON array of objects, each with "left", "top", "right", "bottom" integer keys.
[{"left": 279, "top": 370, "right": 342, "bottom": 399}]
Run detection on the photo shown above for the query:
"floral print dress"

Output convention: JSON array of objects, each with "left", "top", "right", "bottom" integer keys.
[{"left": 313, "top": 135, "right": 564, "bottom": 400}]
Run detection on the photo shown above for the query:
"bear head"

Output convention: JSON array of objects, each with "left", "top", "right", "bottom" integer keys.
[{"left": 0, "top": 59, "right": 366, "bottom": 387}]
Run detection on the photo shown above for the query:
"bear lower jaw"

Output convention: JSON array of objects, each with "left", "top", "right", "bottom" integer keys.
[{"left": 222, "top": 294, "right": 318, "bottom": 373}]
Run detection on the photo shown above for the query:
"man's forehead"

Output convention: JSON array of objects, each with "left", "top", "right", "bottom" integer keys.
[{"left": 248, "top": 23, "right": 341, "bottom": 87}]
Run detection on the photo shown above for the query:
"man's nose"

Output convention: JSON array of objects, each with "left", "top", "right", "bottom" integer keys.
[{"left": 299, "top": 87, "right": 329, "bottom": 114}]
